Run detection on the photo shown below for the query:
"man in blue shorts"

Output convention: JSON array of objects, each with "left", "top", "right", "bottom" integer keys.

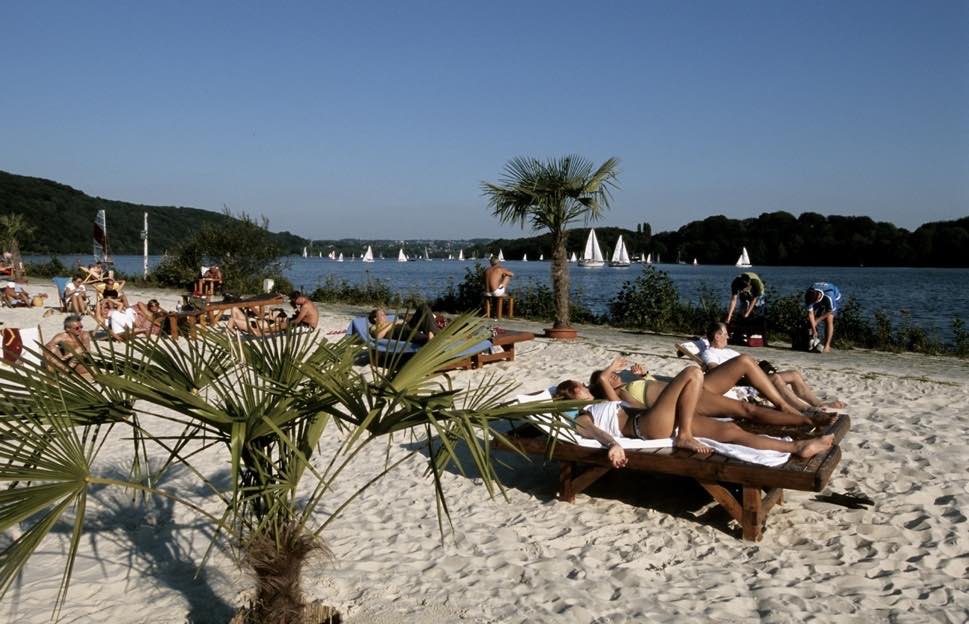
[{"left": 805, "top": 282, "right": 842, "bottom": 353}]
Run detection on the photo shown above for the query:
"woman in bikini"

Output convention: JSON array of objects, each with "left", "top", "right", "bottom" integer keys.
[
  {"left": 590, "top": 357, "right": 832, "bottom": 428},
  {"left": 556, "top": 365, "right": 834, "bottom": 470}
]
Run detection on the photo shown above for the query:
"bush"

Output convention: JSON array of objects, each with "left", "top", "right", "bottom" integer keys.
[
  {"left": 24, "top": 256, "right": 69, "bottom": 278},
  {"left": 953, "top": 318, "right": 969, "bottom": 357},
  {"left": 309, "top": 274, "right": 400, "bottom": 306},
  {"left": 433, "top": 263, "right": 487, "bottom": 313},
  {"left": 609, "top": 266, "right": 680, "bottom": 332}
]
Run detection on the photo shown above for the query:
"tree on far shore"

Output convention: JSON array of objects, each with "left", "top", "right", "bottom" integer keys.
[
  {"left": 482, "top": 154, "right": 620, "bottom": 329},
  {"left": 0, "top": 212, "right": 34, "bottom": 280}
]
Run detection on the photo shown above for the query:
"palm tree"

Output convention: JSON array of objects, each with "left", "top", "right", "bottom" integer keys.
[
  {"left": 0, "top": 213, "right": 35, "bottom": 279},
  {"left": 0, "top": 314, "right": 569, "bottom": 623},
  {"left": 482, "top": 155, "right": 620, "bottom": 333}
]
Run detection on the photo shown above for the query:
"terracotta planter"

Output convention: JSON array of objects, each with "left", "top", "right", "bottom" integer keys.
[{"left": 544, "top": 326, "right": 578, "bottom": 340}]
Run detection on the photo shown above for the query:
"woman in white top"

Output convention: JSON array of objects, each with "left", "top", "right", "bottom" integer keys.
[
  {"left": 704, "top": 322, "right": 845, "bottom": 411},
  {"left": 556, "top": 366, "right": 835, "bottom": 469}
]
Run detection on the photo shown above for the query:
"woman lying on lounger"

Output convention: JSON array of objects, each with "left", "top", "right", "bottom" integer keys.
[
  {"left": 555, "top": 367, "right": 834, "bottom": 470},
  {"left": 701, "top": 322, "right": 845, "bottom": 411},
  {"left": 368, "top": 304, "right": 439, "bottom": 343},
  {"left": 590, "top": 357, "right": 832, "bottom": 428}
]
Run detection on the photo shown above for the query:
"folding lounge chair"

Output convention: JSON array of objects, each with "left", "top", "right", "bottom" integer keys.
[
  {"left": 496, "top": 390, "right": 851, "bottom": 541},
  {"left": 52, "top": 276, "right": 72, "bottom": 312}
]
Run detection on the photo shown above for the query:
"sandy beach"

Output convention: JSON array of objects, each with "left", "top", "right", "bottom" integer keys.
[{"left": 3, "top": 279, "right": 968, "bottom": 623}]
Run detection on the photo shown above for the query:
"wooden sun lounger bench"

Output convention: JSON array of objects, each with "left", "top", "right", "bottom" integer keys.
[
  {"left": 496, "top": 415, "right": 850, "bottom": 541},
  {"left": 163, "top": 294, "right": 286, "bottom": 339}
]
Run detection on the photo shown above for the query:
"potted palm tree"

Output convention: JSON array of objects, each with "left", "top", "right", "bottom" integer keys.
[
  {"left": 482, "top": 155, "right": 620, "bottom": 339},
  {"left": 0, "top": 315, "right": 567, "bottom": 623}
]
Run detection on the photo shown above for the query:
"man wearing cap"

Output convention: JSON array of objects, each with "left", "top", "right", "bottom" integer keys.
[{"left": 2, "top": 281, "right": 30, "bottom": 307}]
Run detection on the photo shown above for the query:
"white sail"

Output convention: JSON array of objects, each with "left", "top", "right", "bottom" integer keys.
[
  {"left": 736, "top": 247, "right": 752, "bottom": 268},
  {"left": 609, "top": 235, "right": 631, "bottom": 267},
  {"left": 397, "top": 248, "right": 407, "bottom": 262},
  {"left": 424, "top": 247, "right": 431, "bottom": 261},
  {"left": 645, "top": 252, "right": 652, "bottom": 264},
  {"left": 693, "top": 258, "right": 698, "bottom": 265},
  {"left": 458, "top": 249, "right": 464, "bottom": 261},
  {"left": 448, "top": 253, "right": 453, "bottom": 260},
  {"left": 569, "top": 251, "right": 577, "bottom": 263},
  {"left": 93, "top": 209, "right": 111, "bottom": 264},
  {"left": 539, "top": 254, "right": 543, "bottom": 261},
  {"left": 362, "top": 246, "right": 374, "bottom": 263},
  {"left": 522, "top": 253, "right": 528, "bottom": 262},
  {"left": 302, "top": 246, "right": 308, "bottom": 258},
  {"left": 578, "top": 229, "right": 605, "bottom": 267},
  {"left": 497, "top": 249, "right": 505, "bottom": 262},
  {"left": 328, "top": 250, "right": 335, "bottom": 260},
  {"left": 337, "top": 252, "right": 344, "bottom": 262}
]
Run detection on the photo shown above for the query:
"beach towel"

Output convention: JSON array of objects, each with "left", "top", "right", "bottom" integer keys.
[{"left": 514, "top": 390, "right": 790, "bottom": 467}]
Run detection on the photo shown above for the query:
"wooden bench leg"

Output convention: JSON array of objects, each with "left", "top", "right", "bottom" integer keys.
[
  {"left": 559, "top": 462, "right": 610, "bottom": 503},
  {"left": 742, "top": 487, "right": 763, "bottom": 541},
  {"left": 495, "top": 297, "right": 504, "bottom": 320},
  {"left": 507, "top": 296, "right": 514, "bottom": 318},
  {"left": 482, "top": 297, "right": 491, "bottom": 318},
  {"left": 699, "top": 482, "right": 784, "bottom": 541}
]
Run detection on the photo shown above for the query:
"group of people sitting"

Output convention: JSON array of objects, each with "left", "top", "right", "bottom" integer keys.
[{"left": 726, "top": 272, "right": 842, "bottom": 353}]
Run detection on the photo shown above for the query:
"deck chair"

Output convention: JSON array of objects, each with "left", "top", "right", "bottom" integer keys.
[
  {"left": 52, "top": 276, "right": 72, "bottom": 312},
  {"left": 79, "top": 265, "right": 107, "bottom": 285},
  {"left": 2, "top": 326, "right": 44, "bottom": 368},
  {"left": 346, "top": 315, "right": 494, "bottom": 369},
  {"left": 675, "top": 337, "right": 709, "bottom": 370},
  {"left": 496, "top": 389, "right": 851, "bottom": 541}
]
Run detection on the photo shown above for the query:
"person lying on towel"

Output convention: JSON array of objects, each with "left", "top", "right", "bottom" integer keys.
[
  {"left": 555, "top": 368, "right": 834, "bottom": 469},
  {"left": 590, "top": 357, "right": 832, "bottom": 429},
  {"left": 702, "top": 322, "right": 845, "bottom": 411}
]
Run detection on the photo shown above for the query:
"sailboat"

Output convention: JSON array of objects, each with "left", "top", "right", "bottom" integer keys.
[
  {"left": 362, "top": 245, "right": 374, "bottom": 263},
  {"left": 302, "top": 247, "right": 308, "bottom": 258},
  {"left": 578, "top": 229, "right": 605, "bottom": 267},
  {"left": 693, "top": 258, "right": 698, "bottom": 266},
  {"left": 644, "top": 252, "right": 652, "bottom": 264},
  {"left": 569, "top": 251, "right": 577, "bottom": 263},
  {"left": 735, "top": 247, "right": 752, "bottom": 268},
  {"left": 319, "top": 251, "right": 322, "bottom": 258},
  {"left": 458, "top": 249, "right": 465, "bottom": 261},
  {"left": 497, "top": 249, "right": 505, "bottom": 262},
  {"left": 397, "top": 248, "right": 407, "bottom": 262},
  {"left": 337, "top": 252, "right": 344, "bottom": 262},
  {"left": 93, "top": 209, "right": 112, "bottom": 265},
  {"left": 522, "top": 253, "right": 528, "bottom": 262},
  {"left": 608, "top": 235, "right": 631, "bottom": 267},
  {"left": 424, "top": 247, "right": 431, "bottom": 261},
  {"left": 539, "top": 254, "right": 543, "bottom": 261},
  {"left": 328, "top": 250, "right": 336, "bottom": 260}
]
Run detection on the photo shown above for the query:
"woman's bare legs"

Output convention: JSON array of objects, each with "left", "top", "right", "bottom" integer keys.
[
  {"left": 775, "top": 370, "right": 845, "bottom": 409},
  {"left": 638, "top": 366, "right": 710, "bottom": 453},
  {"left": 703, "top": 355, "right": 802, "bottom": 416},
  {"left": 691, "top": 417, "right": 835, "bottom": 459},
  {"left": 695, "top": 389, "right": 813, "bottom": 426}
]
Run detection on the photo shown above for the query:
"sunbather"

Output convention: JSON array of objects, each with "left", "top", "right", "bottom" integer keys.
[
  {"left": 226, "top": 306, "right": 288, "bottom": 336},
  {"left": 368, "top": 304, "right": 438, "bottom": 343},
  {"left": 590, "top": 357, "right": 831, "bottom": 428},
  {"left": 44, "top": 314, "right": 93, "bottom": 378},
  {"left": 64, "top": 276, "right": 89, "bottom": 313},
  {"left": 2, "top": 282, "right": 31, "bottom": 307},
  {"left": 556, "top": 368, "right": 835, "bottom": 469},
  {"left": 702, "top": 322, "right": 845, "bottom": 410},
  {"left": 286, "top": 291, "right": 318, "bottom": 329}
]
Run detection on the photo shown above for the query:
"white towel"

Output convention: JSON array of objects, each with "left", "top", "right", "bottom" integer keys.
[{"left": 514, "top": 390, "right": 791, "bottom": 467}]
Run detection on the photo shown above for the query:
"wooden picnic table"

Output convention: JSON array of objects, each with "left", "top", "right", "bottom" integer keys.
[{"left": 163, "top": 294, "right": 286, "bottom": 340}]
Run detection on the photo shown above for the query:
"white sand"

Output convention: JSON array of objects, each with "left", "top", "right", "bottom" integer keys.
[{"left": 3, "top": 280, "right": 968, "bottom": 623}]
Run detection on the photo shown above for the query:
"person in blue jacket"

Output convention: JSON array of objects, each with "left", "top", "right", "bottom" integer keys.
[{"left": 804, "top": 282, "right": 842, "bottom": 352}]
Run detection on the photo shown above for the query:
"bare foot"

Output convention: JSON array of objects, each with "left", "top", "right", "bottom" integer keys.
[
  {"left": 822, "top": 346, "right": 832, "bottom": 353},
  {"left": 793, "top": 434, "right": 834, "bottom": 459},
  {"left": 822, "top": 399, "right": 846, "bottom": 409},
  {"left": 675, "top": 434, "right": 712, "bottom": 454}
]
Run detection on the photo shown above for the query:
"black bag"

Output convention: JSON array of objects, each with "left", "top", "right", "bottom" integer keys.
[{"left": 791, "top": 321, "right": 813, "bottom": 351}]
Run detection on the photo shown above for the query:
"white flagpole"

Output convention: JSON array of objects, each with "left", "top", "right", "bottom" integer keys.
[{"left": 142, "top": 212, "right": 148, "bottom": 278}]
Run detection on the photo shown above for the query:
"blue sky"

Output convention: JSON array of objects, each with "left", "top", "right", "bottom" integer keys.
[{"left": 2, "top": 1, "right": 967, "bottom": 239}]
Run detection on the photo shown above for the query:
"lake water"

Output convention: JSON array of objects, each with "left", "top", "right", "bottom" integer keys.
[{"left": 27, "top": 254, "right": 969, "bottom": 341}]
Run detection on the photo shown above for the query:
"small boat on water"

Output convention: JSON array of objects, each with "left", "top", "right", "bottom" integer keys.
[
  {"left": 302, "top": 246, "right": 308, "bottom": 258},
  {"left": 569, "top": 251, "right": 577, "bottom": 263},
  {"left": 522, "top": 253, "right": 528, "bottom": 262},
  {"left": 458, "top": 249, "right": 465, "bottom": 261},
  {"left": 397, "top": 248, "right": 407, "bottom": 262},
  {"left": 328, "top": 251, "right": 336, "bottom": 260},
  {"left": 337, "top": 252, "right": 344, "bottom": 262},
  {"left": 539, "top": 254, "right": 543, "bottom": 261},
  {"left": 736, "top": 247, "right": 752, "bottom": 268},
  {"left": 497, "top": 249, "right": 505, "bottom": 262},
  {"left": 644, "top": 252, "right": 652, "bottom": 264},
  {"left": 693, "top": 258, "right": 698, "bottom": 266},
  {"left": 578, "top": 229, "right": 605, "bottom": 268},
  {"left": 609, "top": 235, "right": 631, "bottom": 267},
  {"left": 423, "top": 247, "right": 432, "bottom": 261},
  {"left": 362, "top": 246, "right": 374, "bottom": 263}
]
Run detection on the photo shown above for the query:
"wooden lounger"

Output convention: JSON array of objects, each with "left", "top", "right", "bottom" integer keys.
[{"left": 497, "top": 415, "right": 850, "bottom": 541}]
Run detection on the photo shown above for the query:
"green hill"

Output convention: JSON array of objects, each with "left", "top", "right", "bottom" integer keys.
[{"left": 0, "top": 170, "right": 305, "bottom": 255}]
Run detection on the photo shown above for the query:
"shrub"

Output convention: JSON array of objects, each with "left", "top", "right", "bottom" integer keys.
[
  {"left": 953, "top": 318, "right": 969, "bottom": 357},
  {"left": 23, "top": 256, "right": 69, "bottom": 278},
  {"left": 609, "top": 266, "right": 680, "bottom": 332},
  {"left": 309, "top": 274, "right": 400, "bottom": 306}
]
